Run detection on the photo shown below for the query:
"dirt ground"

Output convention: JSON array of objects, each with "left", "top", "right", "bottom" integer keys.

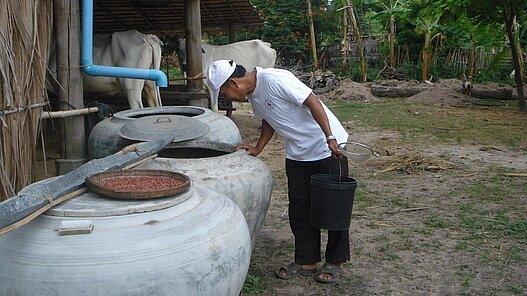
[
  {"left": 228, "top": 80, "right": 526, "bottom": 295},
  {"left": 32, "top": 78, "right": 525, "bottom": 295}
]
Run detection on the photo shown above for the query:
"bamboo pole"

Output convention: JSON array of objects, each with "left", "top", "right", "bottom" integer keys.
[
  {"left": 41, "top": 107, "right": 100, "bottom": 119},
  {"left": 389, "top": 14, "right": 395, "bottom": 67},
  {"left": 469, "top": 36, "right": 477, "bottom": 77},
  {"left": 306, "top": 0, "right": 318, "bottom": 69},
  {"left": 421, "top": 21, "right": 432, "bottom": 82},
  {"left": 342, "top": 8, "right": 349, "bottom": 70},
  {"left": 347, "top": 0, "right": 366, "bottom": 82}
]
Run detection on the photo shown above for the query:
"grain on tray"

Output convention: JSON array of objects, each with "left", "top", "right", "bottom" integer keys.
[{"left": 99, "top": 176, "right": 185, "bottom": 191}]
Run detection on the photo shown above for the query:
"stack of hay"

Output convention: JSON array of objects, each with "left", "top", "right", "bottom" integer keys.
[{"left": 0, "top": 0, "right": 52, "bottom": 200}]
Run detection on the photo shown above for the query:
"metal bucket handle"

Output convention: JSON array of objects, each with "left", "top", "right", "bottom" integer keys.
[{"left": 330, "top": 141, "right": 378, "bottom": 187}]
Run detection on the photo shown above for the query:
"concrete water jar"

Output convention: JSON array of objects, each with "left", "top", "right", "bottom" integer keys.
[
  {"left": 87, "top": 106, "right": 242, "bottom": 159},
  {"left": 0, "top": 178, "right": 251, "bottom": 296},
  {"left": 135, "top": 142, "right": 273, "bottom": 246}
]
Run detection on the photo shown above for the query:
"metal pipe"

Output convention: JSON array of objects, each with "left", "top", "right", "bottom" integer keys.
[{"left": 81, "top": 0, "right": 168, "bottom": 87}]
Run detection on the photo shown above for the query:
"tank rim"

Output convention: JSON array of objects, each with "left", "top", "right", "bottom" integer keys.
[{"left": 113, "top": 106, "right": 209, "bottom": 120}]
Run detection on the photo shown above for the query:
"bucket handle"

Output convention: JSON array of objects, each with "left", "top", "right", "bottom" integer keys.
[{"left": 328, "top": 157, "right": 346, "bottom": 189}]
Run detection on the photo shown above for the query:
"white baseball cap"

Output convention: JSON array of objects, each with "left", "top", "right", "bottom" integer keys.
[{"left": 206, "top": 60, "right": 237, "bottom": 101}]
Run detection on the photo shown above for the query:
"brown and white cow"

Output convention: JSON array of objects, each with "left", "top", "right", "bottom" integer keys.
[{"left": 48, "top": 30, "right": 162, "bottom": 109}]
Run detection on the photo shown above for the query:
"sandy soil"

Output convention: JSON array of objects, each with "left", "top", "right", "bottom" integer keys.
[{"left": 229, "top": 80, "right": 526, "bottom": 295}]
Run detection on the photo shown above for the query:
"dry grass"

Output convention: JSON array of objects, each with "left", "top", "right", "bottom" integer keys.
[
  {"left": 0, "top": 0, "right": 52, "bottom": 200},
  {"left": 373, "top": 153, "right": 456, "bottom": 174}
]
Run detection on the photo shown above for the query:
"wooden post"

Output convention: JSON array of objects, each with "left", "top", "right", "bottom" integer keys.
[
  {"left": 185, "top": 0, "right": 207, "bottom": 107},
  {"left": 54, "top": 0, "right": 86, "bottom": 175},
  {"left": 228, "top": 24, "right": 235, "bottom": 44}
]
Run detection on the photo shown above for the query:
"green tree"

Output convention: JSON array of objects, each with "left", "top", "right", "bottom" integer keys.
[
  {"left": 251, "top": 0, "right": 340, "bottom": 67},
  {"left": 453, "top": 0, "right": 527, "bottom": 112},
  {"left": 365, "top": 0, "right": 409, "bottom": 67},
  {"left": 405, "top": 0, "right": 445, "bottom": 81}
]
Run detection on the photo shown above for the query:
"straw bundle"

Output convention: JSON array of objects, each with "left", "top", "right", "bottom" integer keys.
[
  {"left": 0, "top": 0, "right": 52, "bottom": 200},
  {"left": 373, "top": 153, "right": 455, "bottom": 175}
]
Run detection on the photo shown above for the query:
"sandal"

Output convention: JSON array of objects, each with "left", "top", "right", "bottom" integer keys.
[
  {"left": 314, "top": 263, "right": 343, "bottom": 283},
  {"left": 275, "top": 262, "right": 317, "bottom": 280}
]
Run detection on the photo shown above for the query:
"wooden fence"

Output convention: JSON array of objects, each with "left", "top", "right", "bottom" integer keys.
[
  {"left": 321, "top": 35, "right": 382, "bottom": 68},
  {"left": 321, "top": 35, "right": 515, "bottom": 77}
]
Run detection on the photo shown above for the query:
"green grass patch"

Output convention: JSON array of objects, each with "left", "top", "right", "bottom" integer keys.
[
  {"left": 425, "top": 215, "right": 450, "bottom": 228},
  {"left": 509, "top": 286, "right": 525, "bottom": 295},
  {"left": 353, "top": 187, "right": 378, "bottom": 208},
  {"left": 386, "top": 253, "right": 400, "bottom": 261},
  {"left": 413, "top": 227, "right": 433, "bottom": 237},
  {"left": 326, "top": 99, "right": 527, "bottom": 150},
  {"left": 242, "top": 273, "right": 265, "bottom": 294},
  {"left": 353, "top": 246, "right": 364, "bottom": 257},
  {"left": 457, "top": 169, "right": 527, "bottom": 203},
  {"left": 457, "top": 211, "right": 527, "bottom": 240}
]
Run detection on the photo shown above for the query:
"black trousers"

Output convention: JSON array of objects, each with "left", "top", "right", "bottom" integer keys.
[{"left": 285, "top": 156, "right": 350, "bottom": 265}]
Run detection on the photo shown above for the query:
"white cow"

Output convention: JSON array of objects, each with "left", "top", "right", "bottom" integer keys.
[
  {"left": 48, "top": 30, "right": 162, "bottom": 109},
  {"left": 177, "top": 39, "right": 277, "bottom": 111}
]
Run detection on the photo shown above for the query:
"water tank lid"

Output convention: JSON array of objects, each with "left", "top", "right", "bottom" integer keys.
[
  {"left": 45, "top": 187, "right": 194, "bottom": 217},
  {"left": 118, "top": 115, "right": 210, "bottom": 142}
]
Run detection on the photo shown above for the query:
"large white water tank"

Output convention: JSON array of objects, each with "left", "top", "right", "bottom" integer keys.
[
  {"left": 87, "top": 106, "right": 242, "bottom": 159},
  {"left": 0, "top": 180, "right": 251, "bottom": 296},
  {"left": 136, "top": 142, "right": 273, "bottom": 246}
]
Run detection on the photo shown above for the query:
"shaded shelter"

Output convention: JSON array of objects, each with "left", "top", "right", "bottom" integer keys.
[
  {"left": 90, "top": 0, "right": 264, "bottom": 34},
  {"left": 53, "top": 0, "right": 265, "bottom": 174},
  {"left": 0, "top": 0, "right": 265, "bottom": 199}
]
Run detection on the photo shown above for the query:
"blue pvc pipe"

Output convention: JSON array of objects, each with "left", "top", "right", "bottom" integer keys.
[{"left": 81, "top": 0, "right": 167, "bottom": 87}]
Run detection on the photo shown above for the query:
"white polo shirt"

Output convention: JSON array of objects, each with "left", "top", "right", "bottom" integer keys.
[{"left": 248, "top": 67, "right": 348, "bottom": 161}]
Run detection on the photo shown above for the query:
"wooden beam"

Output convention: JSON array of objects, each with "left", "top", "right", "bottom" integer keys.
[
  {"left": 95, "top": 2, "right": 129, "bottom": 31},
  {"left": 185, "top": 0, "right": 203, "bottom": 90},
  {"left": 228, "top": 24, "right": 235, "bottom": 43},
  {"left": 200, "top": 2, "right": 221, "bottom": 26},
  {"left": 127, "top": 0, "right": 156, "bottom": 30},
  {"left": 185, "top": 0, "right": 208, "bottom": 108},
  {"left": 225, "top": 0, "right": 249, "bottom": 26}
]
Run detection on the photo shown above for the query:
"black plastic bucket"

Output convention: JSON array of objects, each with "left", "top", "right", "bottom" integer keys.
[{"left": 310, "top": 174, "right": 357, "bottom": 231}]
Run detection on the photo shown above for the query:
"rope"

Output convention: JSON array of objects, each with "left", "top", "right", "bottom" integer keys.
[
  {"left": 173, "top": 72, "right": 205, "bottom": 81},
  {"left": 59, "top": 101, "right": 77, "bottom": 110},
  {"left": 41, "top": 194, "right": 53, "bottom": 204},
  {"left": 0, "top": 188, "right": 89, "bottom": 236},
  {"left": 92, "top": 101, "right": 115, "bottom": 118},
  {"left": 55, "top": 64, "right": 90, "bottom": 72}
]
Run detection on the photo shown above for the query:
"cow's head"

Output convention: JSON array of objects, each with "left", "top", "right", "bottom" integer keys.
[
  {"left": 176, "top": 38, "right": 187, "bottom": 72},
  {"left": 175, "top": 37, "right": 205, "bottom": 73}
]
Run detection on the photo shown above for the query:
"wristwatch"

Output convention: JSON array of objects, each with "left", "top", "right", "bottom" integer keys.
[{"left": 326, "top": 135, "right": 336, "bottom": 143}]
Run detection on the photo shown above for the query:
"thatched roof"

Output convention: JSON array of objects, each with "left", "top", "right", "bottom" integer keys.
[{"left": 91, "top": 0, "right": 265, "bottom": 35}]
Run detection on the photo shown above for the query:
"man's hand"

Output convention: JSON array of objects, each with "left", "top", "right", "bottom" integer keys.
[
  {"left": 327, "top": 140, "right": 343, "bottom": 160},
  {"left": 235, "top": 143, "right": 262, "bottom": 156}
]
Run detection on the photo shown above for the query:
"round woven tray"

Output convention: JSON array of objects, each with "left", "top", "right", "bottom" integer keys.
[{"left": 85, "top": 170, "right": 190, "bottom": 200}]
